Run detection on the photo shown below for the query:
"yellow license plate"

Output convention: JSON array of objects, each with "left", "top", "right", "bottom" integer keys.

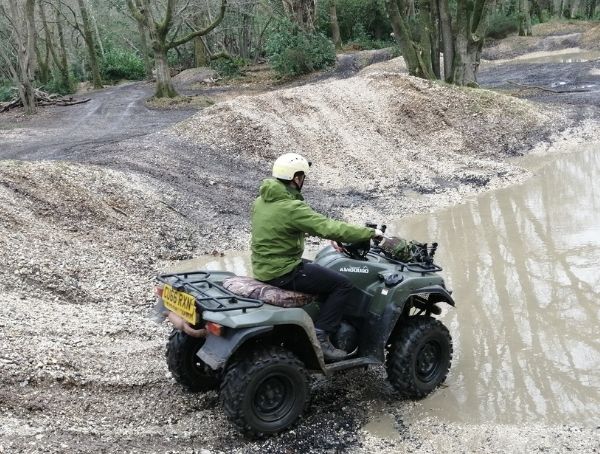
[{"left": 162, "top": 284, "right": 197, "bottom": 324}]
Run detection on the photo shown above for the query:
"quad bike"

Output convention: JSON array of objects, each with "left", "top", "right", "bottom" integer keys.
[{"left": 154, "top": 224, "right": 455, "bottom": 438}]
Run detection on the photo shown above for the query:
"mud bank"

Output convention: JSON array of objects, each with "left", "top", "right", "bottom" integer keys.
[{"left": 1, "top": 48, "right": 599, "bottom": 452}]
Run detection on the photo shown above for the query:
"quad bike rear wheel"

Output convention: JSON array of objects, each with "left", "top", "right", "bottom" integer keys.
[
  {"left": 386, "top": 316, "right": 452, "bottom": 398},
  {"left": 220, "top": 345, "right": 309, "bottom": 438},
  {"left": 166, "top": 329, "right": 220, "bottom": 392}
]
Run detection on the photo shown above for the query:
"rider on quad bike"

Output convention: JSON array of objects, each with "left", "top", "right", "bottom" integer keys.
[
  {"left": 155, "top": 154, "right": 455, "bottom": 438},
  {"left": 251, "top": 153, "right": 384, "bottom": 361}
]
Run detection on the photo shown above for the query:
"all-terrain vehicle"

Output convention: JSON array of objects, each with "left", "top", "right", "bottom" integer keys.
[{"left": 154, "top": 226, "right": 455, "bottom": 438}]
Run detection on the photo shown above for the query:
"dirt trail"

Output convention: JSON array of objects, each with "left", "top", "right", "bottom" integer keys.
[
  {"left": 0, "top": 82, "right": 196, "bottom": 161},
  {"left": 1, "top": 38, "right": 600, "bottom": 453}
]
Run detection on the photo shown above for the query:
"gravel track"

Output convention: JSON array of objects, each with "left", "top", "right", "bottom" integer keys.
[{"left": 1, "top": 40, "right": 599, "bottom": 453}]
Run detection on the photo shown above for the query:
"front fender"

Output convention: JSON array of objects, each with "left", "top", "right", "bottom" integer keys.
[
  {"left": 412, "top": 285, "right": 456, "bottom": 306},
  {"left": 198, "top": 326, "right": 273, "bottom": 370}
]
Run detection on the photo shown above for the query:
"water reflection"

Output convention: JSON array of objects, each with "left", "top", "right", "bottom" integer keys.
[{"left": 394, "top": 145, "right": 600, "bottom": 425}]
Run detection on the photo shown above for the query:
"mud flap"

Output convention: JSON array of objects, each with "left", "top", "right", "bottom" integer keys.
[{"left": 197, "top": 326, "right": 273, "bottom": 370}]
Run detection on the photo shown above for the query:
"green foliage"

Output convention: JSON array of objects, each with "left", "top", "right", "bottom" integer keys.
[
  {"left": 44, "top": 76, "right": 75, "bottom": 95},
  {"left": 265, "top": 19, "right": 336, "bottom": 76},
  {"left": 345, "top": 23, "right": 393, "bottom": 50},
  {"left": 101, "top": 46, "right": 145, "bottom": 81},
  {"left": 210, "top": 56, "right": 246, "bottom": 77},
  {"left": 0, "top": 83, "right": 15, "bottom": 102},
  {"left": 486, "top": 13, "right": 519, "bottom": 39},
  {"left": 316, "top": 0, "right": 392, "bottom": 46}
]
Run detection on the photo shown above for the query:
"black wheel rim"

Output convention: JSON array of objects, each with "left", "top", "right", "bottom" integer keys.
[
  {"left": 416, "top": 340, "right": 442, "bottom": 382},
  {"left": 253, "top": 374, "right": 295, "bottom": 423}
]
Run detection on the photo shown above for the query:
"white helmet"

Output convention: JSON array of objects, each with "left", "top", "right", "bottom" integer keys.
[{"left": 272, "top": 153, "right": 311, "bottom": 180}]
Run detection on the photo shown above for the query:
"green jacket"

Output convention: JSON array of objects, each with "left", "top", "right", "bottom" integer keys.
[{"left": 251, "top": 179, "right": 374, "bottom": 281}]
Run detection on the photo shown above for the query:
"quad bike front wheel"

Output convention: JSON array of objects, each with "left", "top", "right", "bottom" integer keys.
[
  {"left": 386, "top": 316, "right": 453, "bottom": 398},
  {"left": 220, "top": 345, "right": 310, "bottom": 438},
  {"left": 166, "top": 329, "right": 220, "bottom": 392}
]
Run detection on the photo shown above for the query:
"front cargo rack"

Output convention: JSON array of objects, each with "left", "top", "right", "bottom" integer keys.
[{"left": 157, "top": 271, "right": 263, "bottom": 313}]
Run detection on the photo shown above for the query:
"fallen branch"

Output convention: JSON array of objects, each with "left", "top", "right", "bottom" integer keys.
[
  {"left": 0, "top": 88, "right": 91, "bottom": 113},
  {"left": 507, "top": 80, "right": 591, "bottom": 94}
]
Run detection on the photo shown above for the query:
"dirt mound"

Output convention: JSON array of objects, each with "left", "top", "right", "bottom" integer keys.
[
  {"left": 172, "top": 62, "right": 560, "bottom": 221},
  {"left": 533, "top": 20, "right": 598, "bottom": 36},
  {"left": 483, "top": 21, "right": 600, "bottom": 60},
  {"left": 173, "top": 67, "right": 218, "bottom": 84},
  {"left": 483, "top": 32, "right": 581, "bottom": 60},
  {"left": 581, "top": 24, "right": 600, "bottom": 50},
  {"left": 0, "top": 161, "right": 197, "bottom": 305}
]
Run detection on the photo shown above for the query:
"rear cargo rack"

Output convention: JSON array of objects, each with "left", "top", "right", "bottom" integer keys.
[{"left": 157, "top": 271, "right": 263, "bottom": 313}]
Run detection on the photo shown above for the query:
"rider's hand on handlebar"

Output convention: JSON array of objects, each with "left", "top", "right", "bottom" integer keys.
[{"left": 331, "top": 240, "right": 343, "bottom": 252}]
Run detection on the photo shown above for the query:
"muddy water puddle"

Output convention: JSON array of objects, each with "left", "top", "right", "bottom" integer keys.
[
  {"left": 392, "top": 143, "right": 600, "bottom": 426},
  {"left": 167, "top": 144, "right": 599, "bottom": 429}
]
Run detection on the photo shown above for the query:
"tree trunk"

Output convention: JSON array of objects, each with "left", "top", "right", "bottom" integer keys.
[
  {"left": 240, "top": 8, "right": 252, "bottom": 59},
  {"left": 385, "top": 0, "right": 429, "bottom": 78},
  {"left": 438, "top": 0, "right": 453, "bottom": 81},
  {"left": 87, "top": 0, "right": 105, "bottom": 57},
  {"left": 519, "top": 0, "right": 533, "bottom": 36},
  {"left": 429, "top": 0, "right": 440, "bottom": 78},
  {"left": 128, "top": 0, "right": 226, "bottom": 98},
  {"left": 417, "top": 0, "right": 435, "bottom": 79},
  {"left": 40, "top": 4, "right": 60, "bottom": 86},
  {"left": 4, "top": 0, "right": 37, "bottom": 114},
  {"left": 154, "top": 47, "right": 177, "bottom": 98},
  {"left": 35, "top": 43, "right": 51, "bottom": 85},
  {"left": 330, "top": 1, "right": 342, "bottom": 49},
  {"left": 56, "top": 8, "right": 72, "bottom": 91},
  {"left": 283, "top": 0, "right": 316, "bottom": 30},
  {"left": 452, "top": 0, "right": 488, "bottom": 86},
  {"left": 138, "top": 21, "right": 154, "bottom": 79},
  {"left": 587, "top": 0, "right": 598, "bottom": 17},
  {"left": 77, "top": 0, "right": 102, "bottom": 88},
  {"left": 195, "top": 36, "right": 209, "bottom": 67}
]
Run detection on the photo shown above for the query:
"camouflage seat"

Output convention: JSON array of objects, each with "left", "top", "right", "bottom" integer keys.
[{"left": 222, "top": 276, "right": 316, "bottom": 308}]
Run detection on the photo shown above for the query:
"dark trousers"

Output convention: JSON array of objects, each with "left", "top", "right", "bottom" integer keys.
[{"left": 266, "top": 260, "right": 353, "bottom": 334}]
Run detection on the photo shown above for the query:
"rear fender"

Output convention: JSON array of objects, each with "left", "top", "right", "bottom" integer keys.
[
  {"left": 198, "top": 323, "right": 327, "bottom": 372},
  {"left": 198, "top": 326, "right": 273, "bottom": 370}
]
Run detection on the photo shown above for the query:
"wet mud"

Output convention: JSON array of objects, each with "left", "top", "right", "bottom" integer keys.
[{"left": 479, "top": 49, "right": 600, "bottom": 112}]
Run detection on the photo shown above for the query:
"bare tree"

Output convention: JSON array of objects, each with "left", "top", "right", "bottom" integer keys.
[
  {"left": 50, "top": 0, "right": 103, "bottom": 88},
  {"left": 518, "top": 0, "right": 533, "bottom": 36},
  {"left": 0, "top": 0, "right": 38, "bottom": 114},
  {"left": 386, "top": 0, "right": 490, "bottom": 86},
  {"left": 385, "top": 0, "right": 435, "bottom": 79},
  {"left": 451, "top": 0, "right": 488, "bottom": 85},
  {"left": 76, "top": 0, "right": 102, "bottom": 87},
  {"left": 282, "top": 0, "right": 315, "bottom": 30},
  {"left": 127, "top": 0, "right": 227, "bottom": 98},
  {"left": 329, "top": 0, "right": 341, "bottom": 49}
]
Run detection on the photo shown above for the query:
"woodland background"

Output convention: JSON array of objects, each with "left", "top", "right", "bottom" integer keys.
[{"left": 1, "top": 0, "right": 599, "bottom": 113}]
